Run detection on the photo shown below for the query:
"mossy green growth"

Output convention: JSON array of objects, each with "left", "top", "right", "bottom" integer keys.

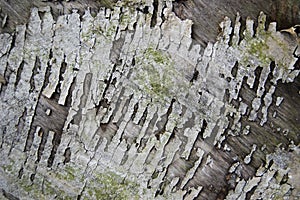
[
  {"left": 18, "top": 177, "right": 58, "bottom": 199},
  {"left": 145, "top": 48, "right": 169, "bottom": 64},
  {"left": 95, "top": 0, "right": 145, "bottom": 12},
  {"left": 84, "top": 172, "right": 140, "bottom": 200},
  {"left": 134, "top": 48, "right": 176, "bottom": 102},
  {"left": 246, "top": 38, "right": 271, "bottom": 65},
  {"left": 55, "top": 165, "right": 76, "bottom": 181},
  {"left": 240, "top": 30, "right": 292, "bottom": 68},
  {"left": 2, "top": 164, "right": 13, "bottom": 173},
  {"left": 18, "top": 175, "right": 79, "bottom": 199}
]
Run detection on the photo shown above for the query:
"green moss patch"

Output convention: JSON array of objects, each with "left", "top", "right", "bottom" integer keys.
[
  {"left": 133, "top": 48, "right": 178, "bottom": 102},
  {"left": 84, "top": 172, "right": 140, "bottom": 200}
]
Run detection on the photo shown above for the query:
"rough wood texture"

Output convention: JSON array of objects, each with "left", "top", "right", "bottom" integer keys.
[
  {"left": 0, "top": 0, "right": 299, "bottom": 199},
  {"left": 173, "top": 0, "right": 300, "bottom": 46},
  {"left": 0, "top": 0, "right": 299, "bottom": 47}
]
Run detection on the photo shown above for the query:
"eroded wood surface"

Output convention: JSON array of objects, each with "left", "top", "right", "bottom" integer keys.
[{"left": 0, "top": 0, "right": 299, "bottom": 199}]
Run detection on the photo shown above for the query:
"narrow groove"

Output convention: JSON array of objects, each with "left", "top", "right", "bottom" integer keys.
[
  {"left": 14, "top": 60, "right": 24, "bottom": 88},
  {"left": 150, "top": 0, "right": 159, "bottom": 28}
]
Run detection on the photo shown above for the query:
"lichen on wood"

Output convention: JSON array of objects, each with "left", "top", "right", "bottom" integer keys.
[{"left": 0, "top": 0, "right": 299, "bottom": 199}]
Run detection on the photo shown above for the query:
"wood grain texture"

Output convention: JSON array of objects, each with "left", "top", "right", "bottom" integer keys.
[{"left": 0, "top": 1, "right": 299, "bottom": 199}]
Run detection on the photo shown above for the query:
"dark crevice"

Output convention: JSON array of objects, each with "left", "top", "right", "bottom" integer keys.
[
  {"left": 14, "top": 60, "right": 25, "bottom": 88},
  {"left": 99, "top": 122, "right": 109, "bottom": 132},
  {"left": 253, "top": 66, "right": 263, "bottom": 93},
  {"left": 182, "top": 188, "right": 192, "bottom": 200},
  {"left": 51, "top": 56, "right": 67, "bottom": 101},
  {"left": 0, "top": 65, "right": 11, "bottom": 93},
  {"left": 238, "top": 77, "right": 257, "bottom": 117},
  {"left": 189, "top": 68, "right": 199, "bottom": 83},
  {"left": 30, "top": 173, "right": 35, "bottom": 182},
  {"left": 260, "top": 66, "right": 275, "bottom": 110},
  {"left": 24, "top": 125, "right": 36, "bottom": 152},
  {"left": 37, "top": 10, "right": 46, "bottom": 20},
  {"left": 133, "top": 22, "right": 137, "bottom": 30},
  {"left": 17, "top": 167, "right": 23, "bottom": 179},
  {"left": 130, "top": 102, "right": 139, "bottom": 121},
  {"left": 136, "top": 6, "right": 149, "bottom": 14},
  {"left": 154, "top": 181, "right": 165, "bottom": 197},
  {"left": 154, "top": 98, "right": 176, "bottom": 140},
  {"left": 293, "top": 57, "right": 300, "bottom": 70},
  {"left": 120, "top": 151, "right": 128, "bottom": 165},
  {"left": 41, "top": 49, "right": 53, "bottom": 91},
  {"left": 150, "top": 0, "right": 159, "bottom": 28},
  {"left": 47, "top": 132, "right": 62, "bottom": 167},
  {"left": 36, "top": 130, "right": 49, "bottom": 163},
  {"left": 160, "top": 3, "right": 167, "bottom": 23},
  {"left": 231, "top": 61, "right": 239, "bottom": 78},
  {"left": 199, "top": 119, "right": 207, "bottom": 140},
  {"left": 93, "top": 137, "right": 103, "bottom": 153},
  {"left": 238, "top": 18, "right": 246, "bottom": 45},
  {"left": 228, "top": 23, "right": 235, "bottom": 46},
  {"left": 29, "top": 56, "right": 41, "bottom": 93},
  {"left": 99, "top": 98, "right": 109, "bottom": 109},
  {"left": 63, "top": 147, "right": 71, "bottom": 164},
  {"left": 221, "top": 113, "right": 235, "bottom": 144},
  {"left": 77, "top": 181, "right": 87, "bottom": 200},
  {"left": 231, "top": 97, "right": 240, "bottom": 110},
  {"left": 280, "top": 173, "right": 288, "bottom": 185},
  {"left": 164, "top": 126, "right": 177, "bottom": 147},
  {"left": 269, "top": 61, "right": 276, "bottom": 73},
  {"left": 96, "top": 64, "right": 117, "bottom": 113},
  {"left": 64, "top": 76, "right": 76, "bottom": 107},
  {"left": 138, "top": 106, "right": 148, "bottom": 126},
  {"left": 1, "top": 189, "right": 20, "bottom": 200},
  {"left": 224, "top": 88, "right": 230, "bottom": 102},
  {"left": 246, "top": 185, "right": 257, "bottom": 200},
  {"left": 267, "top": 159, "right": 274, "bottom": 169},
  {"left": 0, "top": 127, "right": 6, "bottom": 149},
  {"left": 266, "top": 62, "right": 275, "bottom": 86},
  {"left": 7, "top": 32, "right": 16, "bottom": 56},
  {"left": 111, "top": 77, "right": 117, "bottom": 86}
]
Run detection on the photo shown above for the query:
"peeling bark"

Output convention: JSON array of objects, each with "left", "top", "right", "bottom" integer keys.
[{"left": 0, "top": 1, "right": 299, "bottom": 200}]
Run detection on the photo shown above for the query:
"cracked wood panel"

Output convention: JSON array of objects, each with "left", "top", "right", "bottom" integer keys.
[{"left": 0, "top": 0, "right": 299, "bottom": 199}]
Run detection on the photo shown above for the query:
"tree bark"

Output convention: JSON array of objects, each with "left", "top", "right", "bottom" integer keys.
[{"left": 0, "top": 0, "right": 299, "bottom": 199}]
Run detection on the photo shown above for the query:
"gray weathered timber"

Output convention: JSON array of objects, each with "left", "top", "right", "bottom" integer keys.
[
  {"left": 173, "top": 0, "right": 300, "bottom": 47},
  {"left": 0, "top": 0, "right": 299, "bottom": 199},
  {"left": 0, "top": 0, "right": 299, "bottom": 47}
]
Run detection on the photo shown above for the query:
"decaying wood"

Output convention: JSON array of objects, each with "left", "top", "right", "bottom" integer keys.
[
  {"left": 173, "top": 0, "right": 300, "bottom": 46},
  {"left": 0, "top": 0, "right": 299, "bottom": 47},
  {"left": 0, "top": 0, "right": 299, "bottom": 199}
]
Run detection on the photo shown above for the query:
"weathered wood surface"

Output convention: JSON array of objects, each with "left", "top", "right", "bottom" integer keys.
[
  {"left": 1, "top": 0, "right": 299, "bottom": 47},
  {"left": 0, "top": 0, "right": 299, "bottom": 199},
  {"left": 173, "top": 0, "right": 300, "bottom": 46}
]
